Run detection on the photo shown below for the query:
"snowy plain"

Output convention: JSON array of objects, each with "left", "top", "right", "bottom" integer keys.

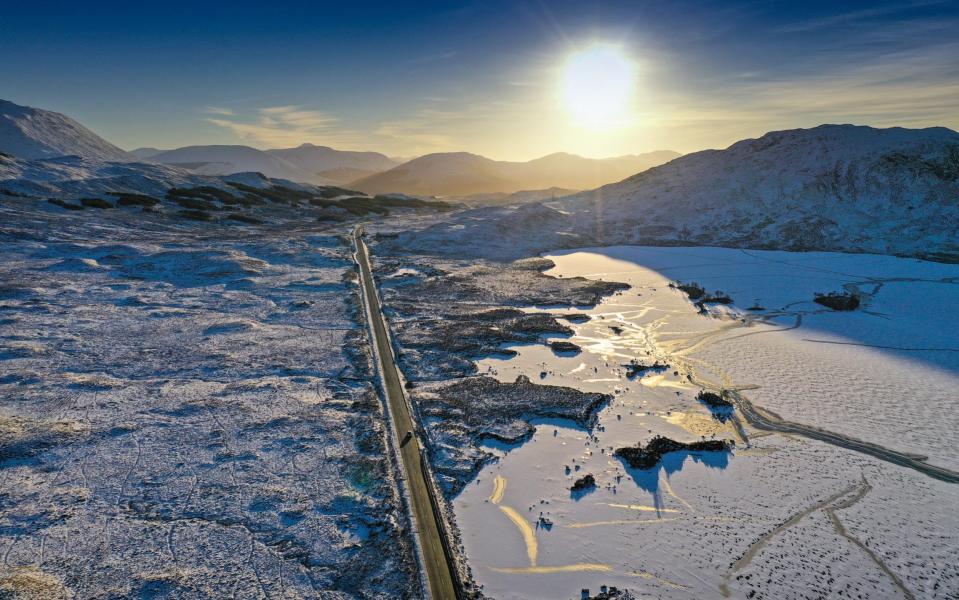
[
  {"left": 454, "top": 246, "right": 959, "bottom": 600},
  {"left": 0, "top": 200, "right": 420, "bottom": 598}
]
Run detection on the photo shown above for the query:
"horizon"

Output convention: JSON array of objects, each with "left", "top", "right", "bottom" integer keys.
[{"left": 3, "top": 0, "right": 958, "bottom": 161}]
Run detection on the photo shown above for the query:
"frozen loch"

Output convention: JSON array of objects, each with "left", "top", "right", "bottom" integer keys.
[{"left": 453, "top": 246, "right": 959, "bottom": 600}]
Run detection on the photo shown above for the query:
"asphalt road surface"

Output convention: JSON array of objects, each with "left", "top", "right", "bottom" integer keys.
[{"left": 352, "top": 227, "right": 459, "bottom": 599}]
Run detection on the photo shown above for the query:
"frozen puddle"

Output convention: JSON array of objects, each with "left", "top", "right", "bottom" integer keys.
[{"left": 454, "top": 246, "right": 959, "bottom": 600}]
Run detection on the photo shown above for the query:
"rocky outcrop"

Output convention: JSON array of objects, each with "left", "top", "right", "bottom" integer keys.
[
  {"left": 570, "top": 473, "right": 596, "bottom": 492},
  {"left": 814, "top": 292, "right": 860, "bottom": 310},
  {"left": 614, "top": 436, "right": 731, "bottom": 470}
]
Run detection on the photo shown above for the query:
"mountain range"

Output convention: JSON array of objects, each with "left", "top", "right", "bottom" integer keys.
[
  {"left": 0, "top": 99, "right": 678, "bottom": 194},
  {"left": 4, "top": 99, "right": 957, "bottom": 263},
  {"left": 350, "top": 150, "right": 680, "bottom": 197},
  {"left": 390, "top": 124, "right": 959, "bottom": 261},
  {"left": 139, "top": 143, "right": 398, "bottom": 185}
]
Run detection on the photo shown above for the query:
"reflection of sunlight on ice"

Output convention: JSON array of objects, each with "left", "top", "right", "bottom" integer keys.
[
  {"left": 608, "top": 503, "right": 680, "bottom": 513},
  {"left": 491, "top": 564, "right": 612, "bottom": 574},
  {"left": 641, "top": 374, "right": 690, "bottom": 390},
  {"left": 499, "top": 505, "right": 538, "bottom": 565},
  {"left": 489, "top": 475, "right": 507, "bottom": 504},
  {"left": 663, "top": 411, "right": 729, "bottom": 437}
]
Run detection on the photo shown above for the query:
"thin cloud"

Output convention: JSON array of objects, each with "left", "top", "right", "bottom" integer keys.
[
  {"left": 203, "top": 106, "right": 235, "bottom": 116},
  {"left": 652, "top": 39, "right": 959, "bottom": 151},
  {"left": 207, "top": 105, "right": 343, "bottom": 147},
  {"left": 772, "top": 0, "right": 947, "bottom": 33}
]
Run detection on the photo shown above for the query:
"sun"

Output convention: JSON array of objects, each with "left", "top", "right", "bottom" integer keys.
[{"left": 561, "top": 44, "right": 635, "bottom": 130}]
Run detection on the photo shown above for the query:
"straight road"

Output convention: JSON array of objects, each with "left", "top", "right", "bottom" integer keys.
[{"left": 352, "top": 226, "right": 459, "bottom": 599}]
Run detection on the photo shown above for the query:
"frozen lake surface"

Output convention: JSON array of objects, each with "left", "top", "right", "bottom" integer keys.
[{"left": 454, "top": 246, "right": 959, "bottom": 600}]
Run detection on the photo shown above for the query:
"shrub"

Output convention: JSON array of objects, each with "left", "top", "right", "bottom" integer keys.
[
  {"left": 112, "top": 193, "right": 160, "bottom": 207},
  {"left": 48, "top": 198, "right": 84, "bottom": 210},
  {"left": 178, "top": 209, "right": 212, "bottom": 221},
  {"left": 79, "top": 198, "right": 113, "bottom": 209},
  {"left": 173, "top": 197, "right": 216, "bottom": 211}
]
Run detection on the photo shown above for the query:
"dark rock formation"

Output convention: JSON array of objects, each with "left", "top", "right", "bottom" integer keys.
[
  {"left": 671, "top": 281, "right": 733, "bottom": 307},
  {"left": 571, "top": 473, "right": 596, "bottom": 492},
  {"left": 614, "top": 436, "right": 731, "bottom": 470},
  {"left": 696, "top": 390, "right": 733, "bottom": 409},
  {"left": 814, "top": 292, "right": 860, "bottom": 311},
  {"left": 549, "top": 340, "right": 582, "bottom": 355},
  {"left": 623, "top": 360, "right": 669, "bottom": 378},
  {"left": 584, "top": 586, "right": 637, "bottom": 600},
  {"left": 673, "top": 282, "right": 705, "bottom": 300}
]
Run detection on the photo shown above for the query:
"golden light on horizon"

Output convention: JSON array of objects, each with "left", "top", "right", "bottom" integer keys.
[{"left": 560, "top": 44, "right": 635, "bottom": 131}]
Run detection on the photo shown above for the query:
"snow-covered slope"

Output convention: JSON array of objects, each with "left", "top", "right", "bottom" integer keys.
[
  {"left": 148, "top": 145, "right": 327, "bottom": 184},
  {"left": 392, "top": 125, "right": 959, "bottom": 261},
  {"left": 0, "top": 153, "right": 317, "bottom": 200},
  {"left": 351, "top": 150, "right": 680, "bottom": 196},
  {"left": 0, "top": 99, "right": 134, "bottom": 162},
  {"left": 459, "top": 186, "right": 579, "bottom": 206},
  {"left": 130, "top": 147, "right": 165, "bottom": 160},
  {"left": 266, "top": 143, "right": 396, "bottom": 183},
  {"left": 0, "top": 154, "right": 198, "bottom": 198}
]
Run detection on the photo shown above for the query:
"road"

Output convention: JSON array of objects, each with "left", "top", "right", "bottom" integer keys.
[
  {"left": 728, "top": 389, "right": 959, "bottom": 485},
  {"left": 352, "top": 226, "right": 460, "bottom": 599}
]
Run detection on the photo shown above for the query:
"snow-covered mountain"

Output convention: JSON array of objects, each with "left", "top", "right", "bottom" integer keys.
[
  {"left": 351, "top": 150, "right": 680, "bottom": 197},
  {"left": 147, "top": 145, "right": 327, "bottom": 184},
  {"left": 266, "top": 143, "right": 396, "bottom": 183},
  {"left": 130, "top": 147, "right": 165, "bottom": 160},
  {"left": 0, "top": 99, "right": 134, "bottom": 162},
  {"left": 147, "top": 143, "right": 398, "bottom": 185},
  {"left": 391, "top": 125, "right": 959, "bottom": 261}
]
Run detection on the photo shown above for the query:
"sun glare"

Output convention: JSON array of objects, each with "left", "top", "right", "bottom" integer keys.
[{"left": 561, "top": 44, "right": 635, "bottom": 130}]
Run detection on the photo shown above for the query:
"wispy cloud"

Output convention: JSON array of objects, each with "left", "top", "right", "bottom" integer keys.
[
  {"left": 372, "top": 98, "right": 536, "bottom": 156},
  {"left": 203, "top": 106, "right": 235, "bottom": 116},
  {"left": 652, "top": 37, "right": 959, "bottom": 150},
  {"left": 772, "top": 0, "right": 946, "bottom": 33},
  {"left": 206, "top": 105, "right": 343, "bottom": 147}
]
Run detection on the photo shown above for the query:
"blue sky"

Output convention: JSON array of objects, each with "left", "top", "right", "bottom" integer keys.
[{"left": 2, "top": 0, "right": 957, "bottom": 159}]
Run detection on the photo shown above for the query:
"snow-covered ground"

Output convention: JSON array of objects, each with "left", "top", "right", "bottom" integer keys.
[
  {"left": 454, "top": 246, "right": 959, "bottom": 600},
  {"left": 0, "top": 201, "right": 420, "bottom": 597}
]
